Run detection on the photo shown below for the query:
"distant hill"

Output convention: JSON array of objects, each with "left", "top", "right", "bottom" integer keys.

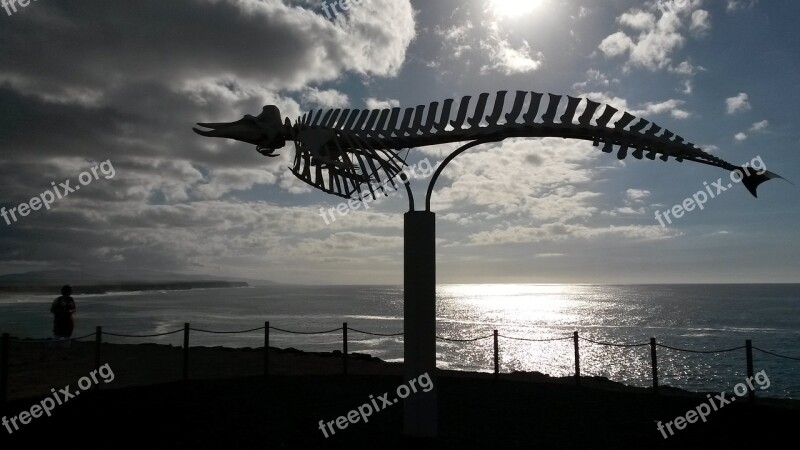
[{"left": 0, "top": 269, "right": 271, "bottom": 295}]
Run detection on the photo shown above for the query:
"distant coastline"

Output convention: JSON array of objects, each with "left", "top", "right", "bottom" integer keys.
[{"left": 0, "top": 280, "right": 249, "bottom": 295}]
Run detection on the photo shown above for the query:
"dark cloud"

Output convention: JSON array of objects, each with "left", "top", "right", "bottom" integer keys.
[{"left": 0, "top": 0, "right": 416, "bottom": 278}]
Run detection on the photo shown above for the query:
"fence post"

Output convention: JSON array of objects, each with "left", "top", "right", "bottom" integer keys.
[
  {"left": 264, "top": 321, "right": 270, "bottom": 377},
  {"left": 574, "top": 331, "right": 580, "bottom": 386},
  {"left": 746, "top": 339, "right": 755, "bottom": 404},
  {"left": 650, "top": 337, "right": 659, "bottom": 394},
  {"left": 95, "top": 326, "right": 102, "bottom": 367},
  {"left": 95, "top": 326, "right": 102, "bottom": 390},
  {"left": 342, "top": 322, "right": 348, "bottom": 375},
  {"left": 1, "top": 333, "right": 8, "bottom": 405},
  {"left": 493, "top": 330, "right": 499, "bottom": 380},
  {"left": 183, "top": 323, "right": 190, "bottom": 382}
]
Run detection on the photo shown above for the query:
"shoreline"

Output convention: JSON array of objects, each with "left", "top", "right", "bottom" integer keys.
[{"left": 0, "top": 281, "right": 249, "bottom": 296}]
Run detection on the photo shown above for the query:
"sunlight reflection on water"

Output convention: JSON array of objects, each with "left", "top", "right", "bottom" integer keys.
[{"left": 2, "top": 283, "right": 798, "bottom": 398}]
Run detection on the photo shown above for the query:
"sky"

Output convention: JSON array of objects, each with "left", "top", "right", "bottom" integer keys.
[{"left": 0, "top": 0, "right": 797, "bottom": 285}]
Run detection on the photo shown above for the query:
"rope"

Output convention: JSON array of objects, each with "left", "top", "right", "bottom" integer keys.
[
  {"left": 104, "top": 329, "right": 184, "bottom": 338},
  {"left": 348, "top": 328, "right": 404, "bottom": 337},
  {"left": 9, "top": 337, "right": 54, "bottom": 343},
  {"left": 8, "top": 325, "right": 798, "bottom": 365},
  {"left": 190, "top": 326, "right": 266, "bottom": 334},
  {"left": 657, "top": 344, "right": 745, "bottom": 354},
  {"left": 10, "top": 331, "right": 98, "bottom": 343},
  {"left": 579, "top": 337, "right": 649, "bottom": 348},
  {"left": 72, "top": 332, "right": 99, "bottom": 340},
  {"left": 269, "top": 326, "right": 343, "bottom": 335},
  {"left": 499, "top": 334, "right": 573, "bottom": 342},
  {"left": 436, "top": 334, "right": 494, "bottom": 342},
  {"left": 753, "top": 347, "right": 800, "bottom": 361}
]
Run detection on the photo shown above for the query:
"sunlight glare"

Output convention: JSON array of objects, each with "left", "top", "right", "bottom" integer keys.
[{"left": 489, "top": 0, "right": 544, "bottom": 18}]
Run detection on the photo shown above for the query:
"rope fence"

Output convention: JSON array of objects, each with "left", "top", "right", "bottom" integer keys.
[
  {"left": 103, "top": 329, "right": 184, "bottom": 338},
  {"left": 656, "top": 343, "right": 746, "bottom": 354},
  {"left": 436, "top": 334, "right": 494, "bottom": 342},
  {"left": 752, "top": 347, "right": 800, "bottom": 362},
  {"left": 349, "top": 328, "right": 404, "bottom": 337},
  {"left": 579, "top": 336, "right": 650, "bottom": 348},
  {"left": 1, "top": 324, "right": 798, "bottom": 405}
]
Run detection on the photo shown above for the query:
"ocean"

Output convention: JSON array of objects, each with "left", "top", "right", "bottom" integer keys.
[{"left": 1, "top": 284, "right": 798, "bottom": 398}]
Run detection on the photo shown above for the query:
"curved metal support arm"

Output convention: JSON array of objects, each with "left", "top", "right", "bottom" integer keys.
[
  {"left": 425, "top": 138, "right": 503, "bottom": 212},
  {"left": 400, "top": 173, "right": 415, "bottom": 212}
]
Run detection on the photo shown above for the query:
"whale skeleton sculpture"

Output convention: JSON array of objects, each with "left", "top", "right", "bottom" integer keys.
[
  {"left": 195, "top": 90, "right": 785, "bottom": 439},
  {"left": 194, "top": 90, "right": 783, "bottom": 201}
]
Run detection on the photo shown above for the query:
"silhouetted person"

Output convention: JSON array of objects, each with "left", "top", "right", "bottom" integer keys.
[{"left": 51, "top": 285, "right": 76, "bottom": 351}]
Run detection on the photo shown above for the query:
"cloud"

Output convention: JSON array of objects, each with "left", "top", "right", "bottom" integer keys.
[
  {"left": 619, "top": 10, "right": 657, "bottom": 31},
  {"left": 734, "top": 132, "right": 748, "bottom": 141},
  {"left": 631, "top": 99, "right": 692, "bottom": 119},
  {"left": 669, "top": 60, "right": 699, "bottom": 76},
  {"left": 533, "top": 253, "right": 566, "bottom": 258},
  {"left": 435, "top": 5, "right": 543, "bottom": 76},
  {"left": 429, "top": 138, "right": 603, "bottom": 220},
  {"left": 726, "top": 93, "right": 751, "bottom": 114},
  {"left": 598, "top": 2, "right": 715, "bottom": 73},
  {"left": 572, "top": 69, "right": 618, "bottom": 91},
  {"left": 0, "top": 0, "right": 416, "bottom": 96},
  {"left": 599, "top": 4, "right": 696, "bottom": 71},
  {"left": 0, "top": 0, "right": 417, "bottom": 279},
  {"left": 466, "top": 222, "right": 675, "bottom": 246},
  {"left": 603, "top": 188, "right": 651, "bottom": 217},
  {"left": 626, "top": 189, "right": 652, "bottom": 201},
  {"left": 365, "top": 98, "right": 401, "bottom": 109},
  {"left": 750, "top": 120, "right": 769, "bottom": 132},
  {"left": 726, "top": 0, "right": 758, "bottom": 12},
  {"left": 599, "top": 31, "right": 635, "bottom": 58},
  {"left": 302, "top": 88, "right": 349, "bottom": 109},
  {"left": 481, "top": 39, "right": 543, "bottom": 75},
  {"left": 690, "top": 10, "right": 712, "bottom": 34}
]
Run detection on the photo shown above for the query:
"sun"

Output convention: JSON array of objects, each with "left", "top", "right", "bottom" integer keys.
[{"left": 489, "top": 0, "right": 544, "bottom": 18}]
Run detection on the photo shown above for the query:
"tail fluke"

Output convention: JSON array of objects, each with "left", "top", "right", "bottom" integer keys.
[{"left": 741, "top": 168, "right": 789, "bottom": 198}]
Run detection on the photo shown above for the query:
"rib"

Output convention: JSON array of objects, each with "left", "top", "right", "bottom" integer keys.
[
  {"left": 505, "top": 91, "right": 528, "bottom": 125},
  {"left": 485, "top": 91, "right": 507, "bottom": 125},
  {"left": 579, "top": 100, "right": 602, "bottom": 127},
  {"left": 541, "top": 94, "right": 562, "bottom": 124},
  {"left": 467, "top": 93, "right": 490, "bottom": 128},
  {"left": 450, "top": 96, "right": 472, "bottom": 130},
  {"left": 561, "top": 96, "right": 582, "bottom": 125}
]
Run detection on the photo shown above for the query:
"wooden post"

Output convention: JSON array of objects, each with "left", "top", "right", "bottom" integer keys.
[
  {"left": 574, "top": 331, "right": 580, "bottom": 386},
  {"left": 342, "top": 322, "right": 347, "bottom": 375},
  {"left": 95, "top": 326, "right": 102, "bottom": 367},
  {"left": 95, "top": 326, "right": 102, "bottom": 390},
  {"left": 650, "top": 337, "right": 659, "bottom": 394},
  {"left": 342, "top": 322, "right": 348, "bottom": 375},
  {"left": 264, "top": 321, "right": 270, "bottom": 377},
  {"left": 183, "top": 323, "right": 190, "bottom": 382},
  {"left": 493, "top": 330, "right": 499, "bottom": 380},
  {"left": 0, "top": 333, "right": 8, "bottom": 405},
  {"left": 746, "top": 340, "right": 755, "bottom": 404}
]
